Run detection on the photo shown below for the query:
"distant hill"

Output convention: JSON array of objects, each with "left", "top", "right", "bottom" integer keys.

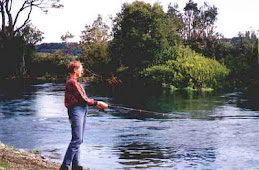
[
  {"left": 222, "top": 37, "right": 239, "bottom": 43},
  {"left": 36, "top": 38, "right": 240, "bottom": 56},
  {"left": 36, "top": 43, "right": 82, "bottom": 55}
]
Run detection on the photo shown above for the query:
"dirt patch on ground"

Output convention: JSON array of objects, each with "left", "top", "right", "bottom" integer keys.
[{"left": 0, "top": 142, "right": 60, "bottom": 170}]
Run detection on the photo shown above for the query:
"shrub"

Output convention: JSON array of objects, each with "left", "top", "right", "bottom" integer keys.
[
  {"left": 30, "top": 51, "right": 77, "bottom": 77},
  {"left": 141, "top": 49, "right": 229, "bottom": 89}
]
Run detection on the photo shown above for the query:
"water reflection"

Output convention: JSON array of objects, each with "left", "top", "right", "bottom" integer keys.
[
  {"left": 112, "top": 119, "right": 218, "bottom": 169},
  {"left": 117, "top": 141, "right": 176, "bottom": 168}
]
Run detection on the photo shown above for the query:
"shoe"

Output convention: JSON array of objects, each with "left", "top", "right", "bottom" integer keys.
[
  {"left": 72, "top": 165, "right": 84, "bottom": 170},
  {"left": 60, "top": 164, "right": 70, "bottom": 170}
]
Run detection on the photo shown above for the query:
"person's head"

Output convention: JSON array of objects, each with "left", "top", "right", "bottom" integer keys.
[{"left": 67, "top": 61, "right": 83, "bottom": 78}]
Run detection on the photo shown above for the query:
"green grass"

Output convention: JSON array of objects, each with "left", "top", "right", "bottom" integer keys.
[
  {"left": 0, "top": 162, "right": 11, "bottom": 168},
  {"left": 30, "top": 149, "right": 41, "bottom": 154},
  {"left": 7, "top": 145, "right": 15, "bottom": 151}
]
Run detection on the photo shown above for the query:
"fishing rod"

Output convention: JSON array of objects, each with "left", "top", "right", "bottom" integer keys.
[
  {"left": 209, "top": 115, "right": 259, "bottom": 118},
  {"left": 84, "top": 68, "right": 120, "bottom": 85},
  {"left": 108, "top": 104, "right": 259, "bottom": 119},
  {"left": 85, "top": 68, "right": 259, "bottom": 119},
  {"left": 108, "top": 104, "right": 186, "bottom": 118},
  {"left": 109, "top": 104, "right": 166, "bottom": 115},
  {"left": 84, "top": 68, "right": 103, "bottom": 78}
]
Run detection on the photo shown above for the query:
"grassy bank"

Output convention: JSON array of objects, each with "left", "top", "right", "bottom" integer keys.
[{"left": 0, "top": 141, "right": 60, "bottom": 170}]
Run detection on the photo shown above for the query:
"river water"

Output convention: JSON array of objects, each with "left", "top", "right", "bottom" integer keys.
[{"left": 0, "top": 80, "right": 259, "bottom": 169}]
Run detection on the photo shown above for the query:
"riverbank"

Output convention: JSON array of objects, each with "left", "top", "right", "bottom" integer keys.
[{"left": 0, "top": 141, "right": 60, "bottom": 170}]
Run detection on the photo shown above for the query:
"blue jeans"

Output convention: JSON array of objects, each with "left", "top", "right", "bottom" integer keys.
[{"left": 62, "top": 105, "right": 88, "bottom": 168}]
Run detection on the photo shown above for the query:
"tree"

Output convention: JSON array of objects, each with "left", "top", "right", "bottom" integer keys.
[
  {"left": 0, "top": 24, "right": 44, "bottom": 77},
  {"left": 169, "top": 0, "right": 219, "bottom": 58},
  {"left": 110, "top": 1, "right": 179, "bottom": 79},
  {"left": 216, "top": 30, "right": 259, "bottom": 88},
  {"left": 20, "top": 24, "right": 44, "bottom": 75},
  {"left": 0, "top": 0, "right": 63, "bottom": 38},
  {"left": 18, "top": 24, "right": 44, "bottom": 45},
  {"left": 189, "top": 2, "right": 218, "bottom": 58},
  {"left": 61, "top": 31, "right": 76, "bottom": 54},
  {"left": 182, "top": 0, "right": 200, "bottom": 40},
  {"left": 167, "top": 3, "right": 184, "bottom": 35},
  {"left": 61, "top": 31, "right": 74, "bottom": 42},
  {"left": 79, "top": 14, "right": 111, "bottom": 74},
  {"left": 0, "top": 0, "right": 63, "bottom": 77},
  {"left": 224, "top": 31, "right": 258, "bottom": 71}
]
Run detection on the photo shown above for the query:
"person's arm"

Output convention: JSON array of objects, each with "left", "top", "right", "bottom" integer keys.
[
  {"left": 68, "top": 79, "right": 95, "bottom": 105},
  {"left": 70, "top": 79, "right": 108, "bottom": 108}
]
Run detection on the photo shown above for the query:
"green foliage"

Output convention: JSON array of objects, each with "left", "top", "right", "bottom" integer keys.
[
  {"left": 0, "top": 162, "right": 10, "bottom": 168},
  {"left": 0, "top": 0, "right": 255, "bottom": 93},
  {"left": 220, "top": 31, "right": 259, "bottom": 88},
  {"left": 61, "top": 32, "right": 74, "bottom": 42},
  {"left": 0, "top": 36, "right": 33, "bottom": 78},
  {"left": 0, "top": 0, "right": 59, "bottom": 78},
  {"left": 30, "top": 149, "right": 42, "bottom": 154},
  {"left": 30, "top": 51, "right": 76, "bottom": 77},
  {"left": 230, "top": 31, "right": 257, "bottom": 69},
  {"left": 141, "top": 47, "right": 229, "bottom": 89},
  {"left": 110, "top": 1, "right": 180, "bottom": 78},
  {"left": 44, "top": 72, "right": 52, "bottom": 79},
  {"left": 79, "top": 15, "right": 111, "bottom": 75},
  {"left": 214, "top": 39, "right": 233, "bottom": 60},
  {"left": 17, "top": 24, "right": 44, "bottom": 45},
  {"left": 141, "top": 65, "right": 174, "bottom": 84},
  {"left": 168, "top": 0, "right": 220, "bottom": 58},
  {"left": 0, "top": 25, "right": 44, "bottom": 78},
  {"left": 167, "top": 3, "right": 184, "bottom": 33},
  {"left": 60, "top": 32, "right": 77, "bottom": 55}
]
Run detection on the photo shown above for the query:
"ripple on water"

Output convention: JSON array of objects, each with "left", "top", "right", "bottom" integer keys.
[{"left": 1, "top": 82, "right": 259, "bottom": 169}]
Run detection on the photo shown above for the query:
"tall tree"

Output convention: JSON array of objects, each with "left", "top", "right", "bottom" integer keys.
[
  {"left": 0, "top": 0, "right": 62, "bottom": 77},
  {"left": 79, "top": 14, "right": 111, "bottom": 74},
  {"left": 61, "top": 31, "right": 74, "bottom": 42},
  {"left": 61, "top": 31, "right": 76, "bottom": 54},
  {"left": 110, "top": 1, "right": 179, "bottom": 78},
  {"left": 18, "top": 24, "right": 44, "bottom": 75},
  {"left": 167, "top": 3, "right": 184, "bottom": 35},
  {"left": 0, "top": 0, "right": 63, "bottom": 38},
  {"left": 18, "top": 24, "right": 44, "bottom": 45},
  {"left": 217, "top": 30, "right": 258, "bottom": 88},
  {"left": 169, "top": 0, "right": 219, "bottom": 58},
  {"left": 232, "top": 31, "right": 258, "bottom": 68},
  {"left": 182, "top": 0, "right": 199, "bottom": 40}
]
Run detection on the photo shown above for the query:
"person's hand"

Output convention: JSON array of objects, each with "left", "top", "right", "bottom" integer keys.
[{"left": 96, "top": 101, "right": 108, "bottom": 109}]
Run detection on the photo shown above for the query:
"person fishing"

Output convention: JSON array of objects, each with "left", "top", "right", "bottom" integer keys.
[{"left": 60, "top": 61, "right": 108, "bottom": 170}]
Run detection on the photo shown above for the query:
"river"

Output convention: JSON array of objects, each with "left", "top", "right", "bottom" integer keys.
[{"left": 0, "top": 80, "right": 259, "bottom": 169}]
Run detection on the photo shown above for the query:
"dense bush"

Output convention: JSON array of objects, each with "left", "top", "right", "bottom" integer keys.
[
  {"left": 219, "top": 31, "right": 258, "bottom": 88},
  {"left": 141, "top": 47, "right": 229, "bottom": 89},
  {"left": 30, "top": 51, "right": 76, "bottom": 77},
  {"left": 110, "top": 1, "right": 180, "bottom": 77},
  {"left": 0, "top": 36, "right": 34, "bottom": 78}
]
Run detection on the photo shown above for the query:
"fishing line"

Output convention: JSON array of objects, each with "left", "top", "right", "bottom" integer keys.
[
  {"left": 108, "top": 104, "right": 186, "bottom": 118},
  {"left": 108, "top": 104, "right": 259, "bottom": 119},
  {"left": 84, "top": 68, "right": 102, "bottom": 78},
  {"left": 84, "top": 68, "right": 259, "bottom": 119},
  {"left": 109, "top": 104, "right": 166, "bottom": 115}
]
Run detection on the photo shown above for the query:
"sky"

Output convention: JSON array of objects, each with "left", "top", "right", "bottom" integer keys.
[{"left": 23, "top": 0, "right": 259, "bottom": 43}]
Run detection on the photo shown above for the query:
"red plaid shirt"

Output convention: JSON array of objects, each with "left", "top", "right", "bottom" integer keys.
[{"left": 64, "top": 78, "right": 95, "bottom": 107}]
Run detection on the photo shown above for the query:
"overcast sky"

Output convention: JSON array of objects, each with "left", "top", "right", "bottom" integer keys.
[{"left": 26, "top": 0, "right": 259, "bottom": 43}]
